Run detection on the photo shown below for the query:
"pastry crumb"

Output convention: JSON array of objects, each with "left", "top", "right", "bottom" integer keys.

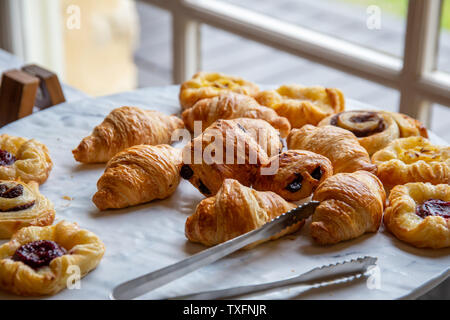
[{"left": 63, "top": 196, "right": 72, "bottom": 201}]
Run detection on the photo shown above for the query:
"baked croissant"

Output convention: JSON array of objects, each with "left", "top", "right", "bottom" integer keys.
[
  {"left": 179, "top": 72, "right": 259, "bottom": 110},
  {"left": 255, "top": 85, "right": 344, "bottom": 128},
  {"left": 72, "top": 106, "right": 184, "bottom": 163},
  {"left": 319, "top": 110, "right": 428, "bottom": 155},
  {"left": 182, "top": 92, "right": 291, "bottom": 138},
  {"left": 185, "top": 179, "right": 301, "bottom": 248},
  {"left": 93, "top": 144, "right": 182, "bottom": 210},
  {"left": 311, "top": 170, "right": 385, "bottom": 245},
  {"left": 0, "top": 134, "right": 52, "bottom": 184},
  {"left": 287, "top": 125, "right": 377, "bottom": 174},
  {"left": 180, "top": 119, "right": 269, "bottom": 197},
  {"left": 0, "top": 180, "right": 55, "bottom": 239}
]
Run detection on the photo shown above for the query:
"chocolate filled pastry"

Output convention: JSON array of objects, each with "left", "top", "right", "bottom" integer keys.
[
  {"left": 384, "top": 183, "right": 449, "bottom": 249},
  {"left": 255, "top": 85, "right": 345, "bottom": 128},
  {"left": 311, "top": 170, "right": 386, "bottom": 245},
  {"left": 319, "top": 110, "right": 428, "bottom": 155},
  {"left": 93, "top": 144, "right": 182, "bottom": 210},
  {"left": 72, "top": 106, "right": 184, "bottom": 163},
  {"left": 181, "top": 92, "right": 291, "bottom": 138},
  {"left": 287, "top": 125, "right": 377, "bottom": 174},
  {"left": 185, "top": 179, "right": 303, "bottom": 248},
  {"left": 0, "top": 221, "right": 105, "bottom": 296},
  {"left": 0, "top": 134, "right": 52, "bottom": 184},
  {"left": 179, "top": 72, "right": 260, "bottom": 110},
  {"left": 371, "top": 137, "right": 449, "bottom": 187},
  {"left": 0, "top": 180, "right": 55, "bottom": 239}
]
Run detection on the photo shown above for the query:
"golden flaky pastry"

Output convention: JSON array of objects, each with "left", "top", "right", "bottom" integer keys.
[
  {"left": 93, "top": 144, "right": 182, "bottom": 210},
  {"left": 72, "top": 106, "right": 184, "bottom": 163},
  {"left": 255, "top": 85, "right": 344, "bottom": 128},
  {"left": 384, "top": 183, "right": 449, "bottom": 249},
  {"left": 311, "top": 171, "right": 385, "bottom": 245},
  {"left": 0, "top": 180, "right": 54, "bottom": 239},
  {"left": 0, "top": 221, "right": 105, "bottom": 296},
  {"left": 182, "top": 92, "right": 291, "bottom": 138},
  {"left": 287, "top": 125, "right": 377, "bottom": 174},
  {"left": 0, "top": 134, "right": 52, "bottom": 184},
  {"left": 179, "top": 72, "right": 259, "bottom": 110},
  {"left": 371, "top": 137, "right": 450, "bottom": 187},
  {"left": 319, "top": 110, "right": 428, "bottom": 155},
  {"left": 185, "top": 179, "right": 301, "bottom": 248}
]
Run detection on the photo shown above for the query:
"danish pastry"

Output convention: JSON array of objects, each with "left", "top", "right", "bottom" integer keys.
[
  {"left": 0, "top": 180, "right": 55, "bottom": 239},
  {"left": 179, "top": 72, "right": 260, "bottom": 110},
  {"left": 0, "top": 134, "right": 52, "bottom": 184},
  {"left": 0, "top": 221, "right": 105, "bottom": 296},
  {"left": 255, "top": 85, "right": 344, "bottom": 128},
  {"left": 93, "top": 144, "right": 182, "bottom": 210},
  {"left": 254, "top": 150, "right": 333, "bottom": 201},
  {"left": 287, "top": 125, "right": 377, "bottom": 174},
  {"left": 384, "top": 183, "right": 449, "bottom": 249},
  {"left": 311, "top": 170, "right": 385, "bottom": 245},
  {"left": 371, "top": 137, "right": 450, "bottom": 187},
  {"left": 182, "top": 92, "right": 291, "bottom": 138},
  {"left": 319, "top": 110, "right": 428, "bottom": 155},
  {"left": 72, "top": 106, "right": 184, "bottom": 163},
  {"left": 185, "top": 179, "right": 302, "bottom": 248}
]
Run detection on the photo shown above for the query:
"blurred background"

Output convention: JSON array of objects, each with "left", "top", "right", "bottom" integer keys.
[{"left": 0, "top": 0, "right": 449, "bottom": 142}]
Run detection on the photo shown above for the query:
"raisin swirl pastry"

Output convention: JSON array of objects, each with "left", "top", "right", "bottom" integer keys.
[
  {"left": 0, "top": 134, "right": 52, "bottom": 184},
  {"left": 371, "top": 137, "right": 450, "bottom": 187},
  {"left": 179, "top": 72, "right": 260, "bottom": 110},
  {"left": 0, "top": 221, "right": 105, "bottom": 296},
  {"left": 384, "top": 183, "right": 449, "bottom": 249},
  {"left": 185, "top": 179, "right": 302, "bottom": 249},
  {"left": 0, "top": 180, "right": 55, "bottom": 239},
  {"left": 319, "top": 110, "right": 428, "bottom": 155},
  {"left": 255, "top": 85, "right": 345, "bottom": 128}
]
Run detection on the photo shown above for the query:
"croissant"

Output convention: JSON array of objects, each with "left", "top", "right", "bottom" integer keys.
[
  {"left": 185, "top": 179, "right": 301, "bottom": 248},
  {"left": 72, "top": 106, "right": 184, "bottom": 163},
  {"left": 182, "top": 92, "right": 291, "bottom": 137},
  {"left": 311, "top": 170, "right": 385, "bottom": 245},
  {"left": 254, "top": 150, "right": 333, "bottom": 201},
  {"left": 93, "top": 144, "right": 182, "bottom": 210},
  {"left": 255, "top": 85, "right": 344, "bottom": 128},
  {"left": 179, "top": 72, "right": 259, "bottom": 110},
  {"left": 287, "top": 125, "right": 377, "bottom": 174},
  {"left": 319, "top": 110, "right": 428, "bottom": 155}
]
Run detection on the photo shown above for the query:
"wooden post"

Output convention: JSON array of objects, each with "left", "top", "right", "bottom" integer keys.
[{"left": 0, "top": 69, "right": 39, "bottom": 127}]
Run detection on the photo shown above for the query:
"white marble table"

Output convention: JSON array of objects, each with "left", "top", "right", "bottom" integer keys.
[{"left": 0, "top": 86, "right": 448, "bottom": 300}]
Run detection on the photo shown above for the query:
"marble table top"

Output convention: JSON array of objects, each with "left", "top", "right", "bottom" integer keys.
[{"left": 0, "top": 85, "right": 448, "bottom": 300}]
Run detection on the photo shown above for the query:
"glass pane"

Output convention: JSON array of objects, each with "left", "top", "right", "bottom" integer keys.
[
  {"left": 437, "top": 0, "right": 450, "bottom": 73},
  {"left": 221, "top": 0, "right": 408, "bottom": 57},
  {"left": 431, "top": 104, "right": 450, "bottom": 143}
]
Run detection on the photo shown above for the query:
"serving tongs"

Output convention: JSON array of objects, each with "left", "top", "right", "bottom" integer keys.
[{"left": 111, "top": 201, "right": 320, "bottom": 300}]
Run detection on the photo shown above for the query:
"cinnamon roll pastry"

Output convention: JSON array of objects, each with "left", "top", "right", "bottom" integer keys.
[
  {"left": 372, "top": 137, "right": 450, "bottom": 187},
  {"left": 311, "top": 171, "right": 385, "bottom": 245},
  {"left": 319, "top": 110, "right": 428, "bottom": 155},
  {"left": 287, "top": 125, "right": 377, "bottom": 174},
  {"left": 384, "top": 183, "right": 449, "bottom": 249},
  {"left": 254, "top": 150, "right": 333, "bottom": 201},
  {"left": 255, "top": 85, "right": 345, "bottom": 128},
  {"left": 0, "top": 180, "right": 54, "bottom": 239},
  {"left": 179, "top": 72, "right": 259, "bottom": 110},
  {"left": 72, "top": 106, "right": 184, "bottom": 163},
  {"left": 93, "top": 144, "right": 182, "bottom": 210},
  {"left": 180, "top": 119, "right": 269, "bottom": 197},
  {"left": 0, "top": 221, "right": 105, "bottom": 296},
  {"left": 0, "top": 134, "right": 52, "bottom": 184},
  {"left": 185, "top": 179, "right": 302, "bottom": 248},
  {"left": 182, "top": 92, "right": 291, "bottom": 138}
]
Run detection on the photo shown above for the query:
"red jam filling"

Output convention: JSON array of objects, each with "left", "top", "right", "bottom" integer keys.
[
  {"left": 0, "top": 149, "right": 16, "bottom": 166},
  {"left": 415, "top": 199, "right": 450, "bottom": 219},
  {"left": 12, "top": 240, "right": 67, "bottom": 269}
]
